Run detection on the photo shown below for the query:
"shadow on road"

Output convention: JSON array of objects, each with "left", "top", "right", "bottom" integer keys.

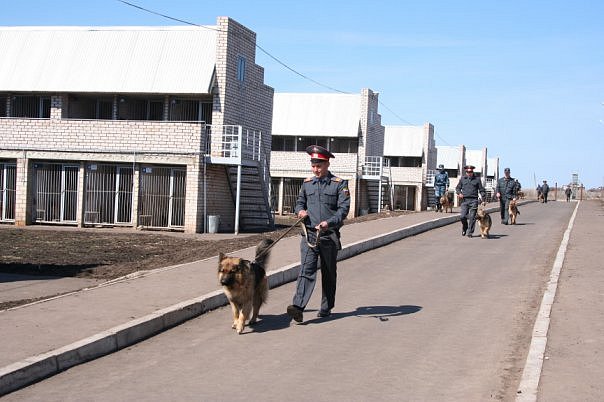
[{"left": 250, "top": 305, "right": 423, "bottom": 333}]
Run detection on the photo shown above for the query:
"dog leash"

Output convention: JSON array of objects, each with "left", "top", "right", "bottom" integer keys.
[
  {"left": 253, "top": 216, "right": 309, "bottom": 261},
  {"left": 299, "top": 221, "right": 323, "bottom": 250}
]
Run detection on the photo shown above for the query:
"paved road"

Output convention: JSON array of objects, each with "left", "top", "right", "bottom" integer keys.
[{"left": 4, "top": 201, "right": 591, "bottom": 401}]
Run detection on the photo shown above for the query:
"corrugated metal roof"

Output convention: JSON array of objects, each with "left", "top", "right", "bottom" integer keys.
[
  {"left": 436, "top": 145, "right": 461, "bottom": 169},
  {"left": 465, "top": 149, "right": 483, "bottom": 173},
  {"left": 0, "top": 26, "right": 217, "bottom": 94},
  {"left": 383, "top": 125, "right": 424, "bottom": 157},
  {"left": 272, "top": 93, "right": 361, "bottom": 137}
]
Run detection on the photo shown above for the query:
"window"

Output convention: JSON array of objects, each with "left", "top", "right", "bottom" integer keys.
[
  {"left": 271, "top": 136, "right": 296, "bottom": 151},
  {"left": 390, "top": 156, "right": 422, "bottom": 167},
  {"left": 271, "top": 136, "right": 358, "bottom": 154},
  {"left": 169, "top": 98, "right": 212, "bottom": 122},
  {"left": 330, "top": 137, "right": 358, "bottom": 153},
  {"left": 67, "top": 95, "right": 113, "bottom": 119},
  {"left": 118, "top": 97, "right": 165, "bottom": 120},
  {"left": 297, "top": 136, "right": 328, "bottom": 152},
  {"left": 237, "top": 56, "right": 246, "bottom": 82},
  {"left": 0, "top": 95, "right": 7, "bottom": 117},
  {"left": 10, "top": 95, "right": 50, "bottom": 118}
]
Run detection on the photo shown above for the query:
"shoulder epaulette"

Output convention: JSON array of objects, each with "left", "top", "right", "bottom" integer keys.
[
  {"left": 304, "top": 177, "right": 313, "bottom": 182},
  {"left": 332, "top": 177, "right": 342, "bottom": 182}
]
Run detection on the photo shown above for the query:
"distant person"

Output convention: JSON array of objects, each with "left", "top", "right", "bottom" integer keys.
[
  {"left": 496, "top": 167, "right": 519, "bottom": 225},
  {"left": 536, "top": 183, "right": 543, "bottom": 202},
  {"left": 433, "top": 164, "right": 449, "bottom": 212},
  {"left": 455, "top": 165, "right": 486, "bottom": 238},
  {"left": 541, "top": 180, "right": 550, "bottom": 203},
  {"left": 565, "top": 186, "right": 572, "bottom": 202}
]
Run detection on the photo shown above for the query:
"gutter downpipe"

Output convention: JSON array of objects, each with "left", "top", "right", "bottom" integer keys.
[
  {"left": 377, "top": 157, "right": 383, "bottom": 213},
  {"left": 203, "top": 125, "right": 207, "bottom": 233},
  {"left": 234, "top": 126, "right": 243, "bottom": 235}
]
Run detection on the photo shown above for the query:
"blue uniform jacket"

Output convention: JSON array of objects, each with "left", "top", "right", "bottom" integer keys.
[
  {"left": 496, "top": 177, "right": 518, "bottom": 200},
  {"left": 455, "top": 175, "right": 486, "bottom": 200},
  {"left": 294, "top": 172, "right": 350, "bottom": 231}
]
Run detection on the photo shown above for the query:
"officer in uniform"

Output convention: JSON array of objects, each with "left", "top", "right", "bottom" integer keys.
[
  {"left": 434, "top": 164, "right": 450, "bottom": 212},
  {"left": 455, "top": 165, "right": 486, "bottom": 238},
  {"left": 496, "top": 167, "right": 518, "bottom": 224},
  {"left": 286, "top": 145, "right": 351, "bottom": 323}
]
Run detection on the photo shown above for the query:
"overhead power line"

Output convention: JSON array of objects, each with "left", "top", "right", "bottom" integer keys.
[{"left": 116, "top": 0, "right": 435, "bottom": 130}]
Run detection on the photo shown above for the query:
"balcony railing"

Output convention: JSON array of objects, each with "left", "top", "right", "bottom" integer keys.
[
  {"left": 205, "top": 124, "right": 263, "bottom": 165},
  {"left": 361, "top": 156, "right": 389, "bottom": 178}
]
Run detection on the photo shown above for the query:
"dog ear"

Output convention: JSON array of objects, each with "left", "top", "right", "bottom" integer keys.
[{"left": 218, "top": 252, "right": 225, "bottom": 262}]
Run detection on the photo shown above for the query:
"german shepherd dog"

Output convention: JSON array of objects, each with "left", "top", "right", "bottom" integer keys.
[
  {"left": 476, "top": 202, "right": 492, "bottom": 239},
  {"left": 218, "top": 239, "right": 274, "bottom": 334},
  {"left": 440, "top": 193, "right": 453, "bottom": 213},
  {"left": 508, "top": 199, "right": 520, "bottom": 225}
]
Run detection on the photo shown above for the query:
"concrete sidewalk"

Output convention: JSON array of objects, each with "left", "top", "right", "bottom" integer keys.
[
  {"left": 1, "top": 206, "right": 466, "bottom": 395},
  {"left": 536, "top": 199, "right": 604, "bottom": 401}
]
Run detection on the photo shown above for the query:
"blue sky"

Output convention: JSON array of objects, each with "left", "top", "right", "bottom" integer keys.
[{"left": 2, "top": 0, "right": 603, "bottom": 189}]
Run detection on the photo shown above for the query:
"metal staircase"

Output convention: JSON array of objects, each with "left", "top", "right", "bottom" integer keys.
[
  {"left": 225, "top": 162, "right": 274, "bottom": 232},
  {"left": 361, "top": 156, "right": 393, "bottom": 213}
]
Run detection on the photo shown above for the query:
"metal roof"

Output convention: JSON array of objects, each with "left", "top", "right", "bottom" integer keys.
[
  {"left": 383, "top": 125, "right": 424, "bottom": 157},
  {"left": 272, "top": 93, "right": 361, "bottom": 138},
  {"left": 0, "top": 26, "right": 217, "bottom": 94},
  {"left": 436, "top": 145, "right": 462, "bottom": 169}
]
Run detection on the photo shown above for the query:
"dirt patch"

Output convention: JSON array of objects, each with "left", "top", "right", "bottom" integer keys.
[{"left": 0, "top": 210, "right": 412, "bottom": 281}]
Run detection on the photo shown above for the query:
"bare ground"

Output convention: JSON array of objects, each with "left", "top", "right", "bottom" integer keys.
[{"left": 0, "top": 210, "right": 411, "bottom": 281}]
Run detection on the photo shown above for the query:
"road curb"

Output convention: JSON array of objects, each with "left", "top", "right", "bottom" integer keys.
[{"left": 515, "top": 201, "right": 579, "bottom": 401}]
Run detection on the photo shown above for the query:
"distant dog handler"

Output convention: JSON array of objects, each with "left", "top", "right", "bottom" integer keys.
[
  {"left": 455, "top": 165, "right": 486, "bottom": 238},
  {"left": 287, "top": 145, "right": 350, "bottom": 323},
  {"left": 434, "top": 164, "right": 450, "bottom": 212},
  {"left": 541, "top": 180, "right": 550, "bottom": 203},
  {"left": 496, "top": 167, "right": 519, "bottom": 225}
]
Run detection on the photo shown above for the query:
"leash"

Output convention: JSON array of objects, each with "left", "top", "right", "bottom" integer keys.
[
  {"left": 254, "top": 216, "right": 308, "bottom": 261},
  {"left": 300, "top": 221, "right": 323, "bottom": 250}
]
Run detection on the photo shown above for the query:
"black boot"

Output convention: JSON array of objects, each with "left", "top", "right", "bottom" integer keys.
[{"left": 461, "top": 218, "right": 468, "bottom": 236}]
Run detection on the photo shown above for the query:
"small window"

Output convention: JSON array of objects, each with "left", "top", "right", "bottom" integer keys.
[
  {"left": 330, "top": 138, "right": 358, "bottom": 153},
  {"left": 0, "top": 95, "right": 7, "bottom": 117},
  {"left": 271, "top": 136, "right": 296, "bottom": 151},
  {"left": 297, "top": 137, "right": 328, "bottom": 152},
  {"left": 10, "top": 95, "right": 50, "bottom": 118},
  {"left": 237, "top": 56, "right": 246, "bottom": 82}
]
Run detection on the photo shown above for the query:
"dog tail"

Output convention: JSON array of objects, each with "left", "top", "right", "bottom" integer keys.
[{"left": 254, "top": 238, "right": 274, "bottom": 267}]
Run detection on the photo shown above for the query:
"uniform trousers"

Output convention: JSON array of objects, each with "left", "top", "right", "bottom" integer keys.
[
  {"left": 435, "top": 186, "right": 446, "bottom": 208},
  {"left": 459, "top": 198, "right": 479, "bottom": 234},
  {"left": 292, "top": 232, "right": 338, "bottom": 313},
  {"left": 499, "top": 197, "right": 511, "bottom": 223}
]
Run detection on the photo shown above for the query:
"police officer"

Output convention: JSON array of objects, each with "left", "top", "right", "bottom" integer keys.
[
  {"left": 287, "top": 145, "right": 351, "bottom": 323},
  {"left": 455, "top": 165, "right": 486, "bottom": 238},
  {"left": 434, "top": 164, "right": 450, "bottom": 212},
  {"left": 496, "top": 167, "right": 519, "bottom": 225},
  {"left": 541, "top": 180, "right": 550, "bottom": 203}
]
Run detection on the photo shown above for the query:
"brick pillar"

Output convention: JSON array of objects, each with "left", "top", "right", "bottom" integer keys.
[
  {"left": 184, "top": 158, "right": 204, "bottom": 233},
  {"left": 50, "top": 95, "right": 62, "bottom": 120},
  {"left": 77, "top": 162, "right": 86, "bottom": 227},
  {"left": 132, "top": 165, "right": 141, "bottom": 227},
  {"left": 14, "top": 157, "right": 32, "bottom": 226}
]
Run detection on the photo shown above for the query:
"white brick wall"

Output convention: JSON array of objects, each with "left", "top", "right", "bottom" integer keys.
[{"left": 0, "top": 17, "right": 275, "bottom": 233}]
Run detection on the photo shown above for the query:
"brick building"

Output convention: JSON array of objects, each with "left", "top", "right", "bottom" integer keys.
[
  {"left": 270, "top": 89, "right": 385, "bottom": 217},
  {"left": 436, "top": 145, "right": 497, "bottom": 206},
  {"left": 383, "top": 123, "right": 436, "bottom": 211},
  {"left": 0, "top": 18, "right": 274, "bottom": 233}
]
